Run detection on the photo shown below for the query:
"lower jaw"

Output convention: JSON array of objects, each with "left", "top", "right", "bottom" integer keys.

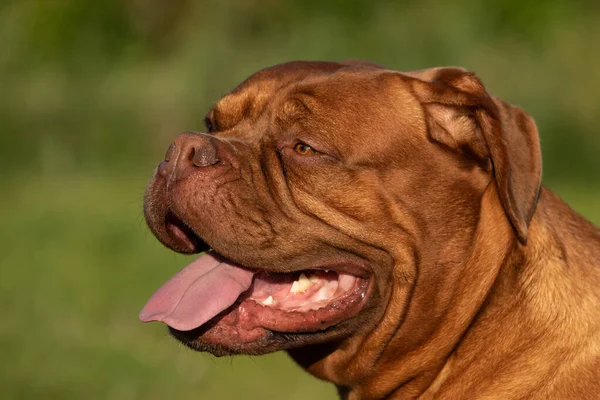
[{"left": 170, "top": 278, "right": 372, "bottom": 351}]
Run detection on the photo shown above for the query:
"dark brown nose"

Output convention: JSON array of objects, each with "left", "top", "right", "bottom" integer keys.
[{"left": 158, "top": 132, "right": 220, "bottom": 182}]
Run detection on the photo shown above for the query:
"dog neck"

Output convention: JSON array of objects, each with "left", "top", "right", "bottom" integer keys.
[
  {"left": 290, "top": 184, "right": 516, "bottom": 398},
  {"left": 417, "top": 188, "right": 600, "bottom": 399},
  {"left": 291, "top": 187, "right": 599, "bottom": 399}
]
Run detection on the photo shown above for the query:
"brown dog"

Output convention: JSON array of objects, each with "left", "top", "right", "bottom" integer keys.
[{"left": 140, "top": 61, "right": 600, "bottom": 399}]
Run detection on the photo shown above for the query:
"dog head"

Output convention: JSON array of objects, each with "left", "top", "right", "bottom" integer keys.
[{"left": 140, "top": 61, "right": 541, "bottom": 387}]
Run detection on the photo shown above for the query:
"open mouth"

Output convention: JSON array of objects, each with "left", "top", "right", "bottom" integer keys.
[{"left": 139, "top": 213, "right": 371, "bottom": 344}]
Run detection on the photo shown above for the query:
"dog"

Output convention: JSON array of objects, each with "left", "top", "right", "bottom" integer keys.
[{"left": 139, "top": 61, "right": 600, "bottom": 399}]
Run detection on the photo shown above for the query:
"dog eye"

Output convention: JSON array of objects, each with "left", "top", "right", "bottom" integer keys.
[{"left": 293, "top": 142, "right": 317, "bottom": 155}]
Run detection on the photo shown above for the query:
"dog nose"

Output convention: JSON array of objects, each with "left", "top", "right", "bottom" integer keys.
[{"left": 158, "top": 133, "right": 220, "bottom": 181}]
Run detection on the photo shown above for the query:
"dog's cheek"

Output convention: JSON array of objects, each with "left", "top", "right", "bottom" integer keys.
[{"left": 289, "top": 168, "right": 397, "bottom": 236}]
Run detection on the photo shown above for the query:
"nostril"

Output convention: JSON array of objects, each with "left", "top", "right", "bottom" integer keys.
[
  {"left": 190, "top": 142, "right": 219, "bottom": 167},
  {"left": 161, "top": 133, "right": 221, "bottom": 182}
]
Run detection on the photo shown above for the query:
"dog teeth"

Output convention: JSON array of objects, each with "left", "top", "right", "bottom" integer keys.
[
  {"left": 315, "top": 286, "right": 330, "bottom": 302},
  {"left": 290, "top": 273, "right": 313, "bottom": 294},
  {"left": 262, "top": 295, "right": 275, "bottom": 305},
  {"left": 308, "top": 274, "right": 319, "bottom": 283},
  {"left": 338, "top": 273, "right": 356, "bottom": 291}
]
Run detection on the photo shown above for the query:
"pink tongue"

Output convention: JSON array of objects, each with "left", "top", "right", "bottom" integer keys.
[{"left": 139, "top": 252, "right": 254, "bottom": 331}]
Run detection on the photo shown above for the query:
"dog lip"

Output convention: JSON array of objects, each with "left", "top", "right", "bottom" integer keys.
[
  {"left": 163, "top": 210, "right": 210, "bottom": 253},
  {"left": 163, "top": 211, "right": 373, "bottom": 279},
  {"left": 295, "top": 260, "right": 371, "bottom": 279},
  {"left": 148, "top": 181, "right": 373, "bottom": 278},
  {"left": 210, "top": 249, "right": 373, "bottom": 280}
]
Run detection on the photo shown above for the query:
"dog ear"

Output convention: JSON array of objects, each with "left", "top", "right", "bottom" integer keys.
[{"left": 409, "top": 67, "right": 542, "bottom": 243}]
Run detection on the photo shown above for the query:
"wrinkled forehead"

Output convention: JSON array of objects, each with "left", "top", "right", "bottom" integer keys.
[
  {"left": 208, "top": 62, "right": 346, "bottom": 129},
  {"left": 208, "top": 61, "right": 424, "bottom": 156}
]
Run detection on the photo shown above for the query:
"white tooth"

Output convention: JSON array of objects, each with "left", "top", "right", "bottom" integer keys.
[
  {"left": 262, "top": 296, "right": 274, "bottom": 305},
  {"left": 338, "top": 274, "right": 355, "bottom": 291},
  {"left": 309, "top": 274, "right": 319, "bottom": 283},
  {"left": 290, "top": 273, "right": 313, "bottom": 293},
  {"left": 290, "top": 281, "right": 300, "bottom": 293},
  {"left": 327, "top": 279, "right": 339, "bottom": 293},
  {"left": 315, "top": 286, "right": 330, "bottom": 302}
]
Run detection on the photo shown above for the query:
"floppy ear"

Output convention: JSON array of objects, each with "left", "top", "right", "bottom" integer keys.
[{"left": 408, "top": 67, "right": 542, "bottom": 243}]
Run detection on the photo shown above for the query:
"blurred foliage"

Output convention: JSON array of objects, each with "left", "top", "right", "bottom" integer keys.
[
  {"left": 0, "top": 0, "right": 598, "bottom": 399},
  {"left": 1, "top": 0, "right": 599, "bottom": 183}
]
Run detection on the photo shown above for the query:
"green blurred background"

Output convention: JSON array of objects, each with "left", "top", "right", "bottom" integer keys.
[{"left": 1, "top": 0, "right": 598, "bottom": 399}]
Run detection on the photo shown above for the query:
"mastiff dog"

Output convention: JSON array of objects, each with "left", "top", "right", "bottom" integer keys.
[{"left": 140, "top": 61, "right": 600, "bottom": 399}]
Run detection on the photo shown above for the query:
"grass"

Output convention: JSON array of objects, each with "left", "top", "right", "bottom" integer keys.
[{"left": 0, "top": 168, "right": 597, "bottom": 399}]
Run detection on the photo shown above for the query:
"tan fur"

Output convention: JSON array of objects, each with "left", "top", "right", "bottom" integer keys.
[{"left": 144, "top": 61, "right": 600, "bottom": 399}]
